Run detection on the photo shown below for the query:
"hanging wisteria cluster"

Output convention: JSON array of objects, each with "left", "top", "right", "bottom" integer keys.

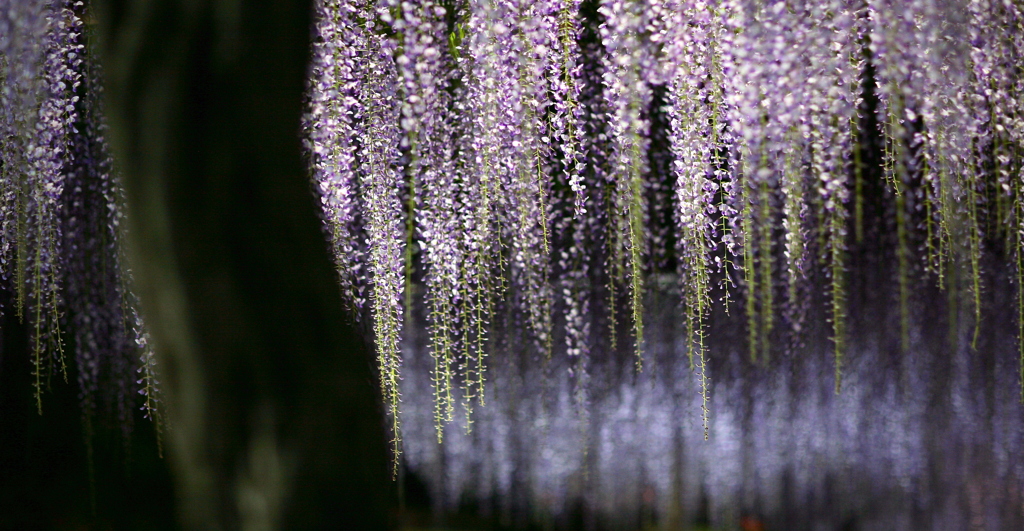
[
  {"left": 0, "top": 0, "right": 162, "bottom": 439},
  {"left": 306, "top": 0, "right": 1023, "bottom": 462},
  {"left": 1, "top": 0, "right": 1022, "bottom": 480}
]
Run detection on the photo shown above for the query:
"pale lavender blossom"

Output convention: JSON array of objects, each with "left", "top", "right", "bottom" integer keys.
[
  {"left": 599, "top": 0, "right": 654, "bottom": 368},
  {"left": 548, "top": 0, "right": 587, "bottom": 218},
  {"left": 305, "top": 0, "right": 368, "bottom": 314},
  {"left": 292, "top": 0, "right": 1024, "bottom": 458},
  {"left": 0, "top": 0, "right": 84, "bottom": 410},
  {"left": 457, "top": 0, "right": 514, "bottom": 418},
  {"left": 354, "top": 23, "right": 406, "bottom": 455},
  {"left": 63, "top": 51, "right": 137, "bottom": 434},
  {"left": 1, "top": 0, "right": 161, "bottom": 431},
  {"left": 384, "top": 0, "right": 464, "bottom": 437}
]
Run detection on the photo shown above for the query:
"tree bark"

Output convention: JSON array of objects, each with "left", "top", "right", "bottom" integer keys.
[{"left": 92, "top": 0, "right": 393, "bottom": 528}]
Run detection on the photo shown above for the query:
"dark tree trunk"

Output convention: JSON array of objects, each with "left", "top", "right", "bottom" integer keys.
[{"left": 92, "top": 1, "right": 393, "bottom": 528}]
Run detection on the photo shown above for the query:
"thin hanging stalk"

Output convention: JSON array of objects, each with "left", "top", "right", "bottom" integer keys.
[
  {"left": 830, "top": 207, "right": 847, "bottom": 393},
  {"left": 599, "top": 0, "right": 651, "bottom": 368}
]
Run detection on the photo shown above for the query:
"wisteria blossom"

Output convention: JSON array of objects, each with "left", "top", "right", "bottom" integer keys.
[
  {"left": 457, "top": 0, "right": 513, "bottom": 421},
  {"left": 296, "top": 0, "right": 1024, "bottom": 459},
  {"left": 388, "top": 0, "right": 466, "bottom": 441},
  {"left": 2, "top": 0, "right": 83, "bottom": 410},
  {"left": 355, "top": 27, "right": 406, "bottom": 459},
  {"left": 305, "top": 0, "right": 367, "bottom": 315},
  {"left": 549, "top": 0, "right": 587, "bottom": 218},
  {"left": 306, "top": 0, "right": 408, "bottom": 460},
  {"left": 599, "top": 0, "right": 653, "bottom": 369},
  {"left": 1, "top": 0, "right": 161, "bottom": 437},
  {"left": 3, "top": 0, "right": 1024, "bottom": 477},
  {"left": 63, "top": 52, "right": 147, "bottom": 441}
]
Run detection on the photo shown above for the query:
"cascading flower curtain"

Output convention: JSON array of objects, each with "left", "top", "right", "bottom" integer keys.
[
  {"left": 305, "top": 0, "right": 1023, "bottom": 462},
  {"left": 1, "top": 0, "right": 1023, "bottom": 475},
  {"left": 1, "top": 0, "right": 162, "bottom": 438}
]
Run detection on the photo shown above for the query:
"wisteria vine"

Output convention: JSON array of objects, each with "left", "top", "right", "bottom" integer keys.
[
  {"left": 1, "top": 0, "right": 1022, "bottom": 471},
  {"left": 1, "top": 0, "right": 162, "bottom": 443},
  {"left": 307, "top": 0, "right": 1024, "bottom": 461}
]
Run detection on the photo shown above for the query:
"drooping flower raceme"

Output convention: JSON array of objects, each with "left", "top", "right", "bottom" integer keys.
[
  {"left": 355, "top": 26, "right": 406, "bottom": 455},
  {"left": 306, "top": 0, "right": 408, "bottom": 459},
  {"left": 2, "top": 0, "right": 1024, "bottom": 478},
  {"left": 63, "top": 52, "right": 139, "bottom": 438},
  {"left": 1, "top": 0, "right": 162, "bottom": 435},
  {"left": 301, "top": 0, "right": 1024, "bottom": 456},
  {"left": 306, "top": 0, "right": 367, "bottom": 315},
  {"left": 661, "top": 0, "right": 722, "bottom": 438},
  {"left": 389, "top": 0, "right": 466, "bottom": 440},
  {"left": 1, "top": 0, "right": 83, "bottom": 411},
  {"left": 599, "top": 0, "right": 653, "bottom": 368},
  {"left": 506, "top": 0, "right": 556, "bottom": 360},
  {"left": 457, "top": 0, "right": 513, "bottom": 420},
  {"left": 549, "top": 0, "right": 587, "bottom": 219}
]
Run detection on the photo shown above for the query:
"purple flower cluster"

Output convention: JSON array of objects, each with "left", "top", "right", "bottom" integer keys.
[
  {"left": 304, "top": 0, "right": 1023, "bottom": 448},
  {"left": 457, "top": 0, "right": 517, "bottom": 422},
  {"left": 662, "top": 0, "right": 724, "bottom": 438},
  {"left": 1, "top": 0, "right": 83, "bottom": 410},
  {"left": 0, "top": 0, "right": 1018, "bottom": 461},
  {"left": 65, "top": 52, "right": 164, "bottom": 442},
  {"left": 549, "top": 0, "right": 587, "bottom": 218},
  {"left": 356, "top": 27, "right": 406, "bottom": 454},
  {"left": 306, "top": 0, "right": 408, "bottom": 459},
  {"left": 305, "top": 0, "right": 368, "bottom": 314},
  {"left": 505, "top": 0, "right": 556, "bottom": 362},
  {"left": 598, "top": 0, "right": 654, "bottom": 368},
  {"left": 389, "top": 0, "right": 463, "bottom": 438},
  {"left": 1, "top": 0, "right": 162, "bottom": 436}
]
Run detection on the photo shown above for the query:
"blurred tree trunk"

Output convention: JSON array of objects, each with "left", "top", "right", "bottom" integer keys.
[{"left": 92, "top": 0, "right": 393, "bottom": 529}]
